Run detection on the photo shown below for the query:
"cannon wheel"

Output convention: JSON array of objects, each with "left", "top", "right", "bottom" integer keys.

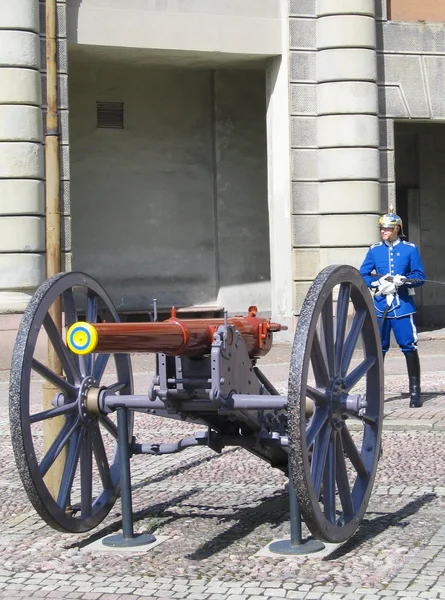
[
  {"left": 288, "top": 264, "right": 383, "bottom": 544},
  {"left": 9, "top": 272, "right": 133, "bottom": 533}
]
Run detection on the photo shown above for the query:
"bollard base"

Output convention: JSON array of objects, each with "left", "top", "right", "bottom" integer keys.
[
  {"left": 269, "top": 538, "right": 325, "bottom": 556},
  {"left": 102, "top": 532, "right": 156, "bottom": 548}
]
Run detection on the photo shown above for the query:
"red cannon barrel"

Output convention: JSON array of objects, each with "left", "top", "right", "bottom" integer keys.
[{"left": 66, "top": 306, "right": 287, "bottom": 358}]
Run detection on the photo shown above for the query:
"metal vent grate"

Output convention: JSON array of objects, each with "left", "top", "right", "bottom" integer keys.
[{"left": 96, "top": 102, "right": 124, "bottom": 129}]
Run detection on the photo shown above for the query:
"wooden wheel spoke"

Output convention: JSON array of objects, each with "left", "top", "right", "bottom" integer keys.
[
  {"left": 40, "top": 417, "right": 80, "bottom": 479},
  {"left": 335, "top": 283, "right": 351, "bottom": 375},
  {"left": 341, "top": 308, "right": 366, "bottom": 378},
  {"left": 306, "top": 406, "right": 329, "bottom": 448},
  {"left": 347, "top": 411, "right": 379, "bottom": 427},
  {"left": 61, "top": 289, "right": 87, "bottom": 377},
  {"left": 57, "top": 427, "right": 84, "bottom": 509},
  {"left": 99, "top": 415, "right": 119, "bottom": 440},
  {"left": 43, "top": 314, "right": 81, "bottom": 384},
  {"left": 320, "top": 292, "right": 335, "bottom": 377},
  {"left": 84, "top": 294, "right": 98, "bottom": 375},
  {"left": 322, "top": 430, "right": 336, "bottom": 524},
  {"left": 93, "top": 353, "right": 110, "bottom": 382},
  {"left": 80, "top": 428, "right": 93, "bottom": 518},
  {"left": 311, "top": 330, "right": 330, "bottom": 388},
  {"left": 30, "top": 401, "right": 77, "bottom": 424},
  {"left": 341, "top": 426, "right": 368, "bottom": 478},
  {"left": 306, "top": 385, "right": 329, "bottom": 406},
  {"left": 104, "top": 381, "right": 127, "bottom": 394},
  {"left": 31, "top": 358, "right": 78, "bottom": 397},
  {"left": 344, "top": 356, "right": 376, "bottom": 392},
  {"left": 92, "top": 427, "right": 113, "bottom": 491},
  {"left": 86, "top": 292, "right": 98, "bottom": 323},
  {"left": 311, "top": 422, "right": 331, "bottom": 498},
  {"left": 62, "top": 288, "right": 78, "bottom": 329},
  {"left": 335, "top": 432, "right": 354, "bottom": 520}
]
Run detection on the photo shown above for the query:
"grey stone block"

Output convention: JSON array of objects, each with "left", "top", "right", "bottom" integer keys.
[
  {"left": 290, "top": 51, "right": 316, "bottom": 82},
  {"left": 378, "top": 85, "right": 409, "bottom": 118},
  {"left": 379, "top": 117, "right": 394, "bottom": 150},
  {"left": 62, "top": 215, "right": 71, "bottom": 251},
  {"left": 59, "top": 144, "right": 70, "bottom": 181},
  {"left": 424, "top": 56, "right": 445, "bottom": 119},
  {"left": 42, "top": 108, "right": 69, "bottom": 144},
  {"left": 289, "top": 17, "right": 316, "bottom": 50},
  {"left": 290, "top": 83, "right": 317, "bottom": 115},
  {"left": 380, "top": 182, "right": 395, "bottom": 212},
  {"left": 40, "top": 37, "right": 67, "bottom": 74},
  {"left": 378, "top": 54, "right": 429, "bottom": 118},
  {"left": 375, "top": 0, "right": 387, "bottom": 21},
  {"left": 291, "top": 214, "right": 320, "bottom": 247},
  {"left": 380, "top": 21, "right": 445, "bottom": 55},
  {"left": 292, "top": 181, "right": 319, "bottom": 214},
  {"left": 41, "top": 74, "right": 68, "bottom": 109},
  {"left": 292, "top": 248, "right": 321, "bottom": 280},
  {"left": 60, "top": 179, "right": 70, "bottom": 215},
  {"left": 291, "top": 116, "right": 317, "bottom": 148},
  {"left": 379, "top": 149, "right": 395, "bottom": 182},
  {"left": 291, "top": 149, "right": 318, "bottom": 181},
  {"left": 289, "top": 0, "right": 316, "bottom": 17},
  {"left": 39, "top": 2, "right": 67, "bottom": 38}
]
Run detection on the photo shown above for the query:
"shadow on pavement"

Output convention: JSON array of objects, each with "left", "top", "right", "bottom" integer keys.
[
  {"left": 324, "top": 493, "right": 437, "bottom": 561},
  {"left": 384, "top": 393, "right": 444, "bottom": 404},
  {"left": 65, "top": 488, "right": 201, "bottom": 550},
  {"left": 185, "top": 491, "right": 289, "bottom": 560},
  {"left": 131, "top": 447, "right": 240, "bottom": 491}
]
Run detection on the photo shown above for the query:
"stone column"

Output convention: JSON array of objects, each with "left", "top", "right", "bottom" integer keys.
[
  {"left": 265, "top": 0, "right": 294, "bottom": 332},
  {"left": 316, "top": 0, "right": 380, "bottom": 265},
  {"left": 0, "top": 0, "right": 44, "bottom": 313}
]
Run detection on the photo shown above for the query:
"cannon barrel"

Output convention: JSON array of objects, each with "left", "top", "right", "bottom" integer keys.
[{"left": 66, "top": 305, "right": 287, "bottom": 358}]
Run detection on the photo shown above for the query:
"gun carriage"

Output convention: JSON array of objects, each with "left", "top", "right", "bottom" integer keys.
[{"left": 9, "top": 264, "right": 383, "bottom": 545}]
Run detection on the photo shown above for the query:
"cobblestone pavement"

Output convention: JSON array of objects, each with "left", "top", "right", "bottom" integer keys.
[{"left": 1, "top": 336, "right": 445, "bottom": 600}]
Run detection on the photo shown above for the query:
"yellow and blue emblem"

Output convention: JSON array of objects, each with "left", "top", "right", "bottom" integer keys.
[{"left": 67, "top": 322, "right": 98, "bottom": 355}]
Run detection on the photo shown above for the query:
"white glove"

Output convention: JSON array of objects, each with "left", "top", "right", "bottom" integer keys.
[
  {"left": 393, "top": 274, "right": 407, "bottom": 287},
  {"left": 378, "top": 280, "right": 396, "bottom": 296},
  {"left": 372, "top": 274, "right": 396, "bottom": 297}
]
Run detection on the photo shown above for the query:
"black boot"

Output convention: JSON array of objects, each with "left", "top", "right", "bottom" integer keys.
[{"left": 405, "top": 350, "right": 422, "bottom": 408}]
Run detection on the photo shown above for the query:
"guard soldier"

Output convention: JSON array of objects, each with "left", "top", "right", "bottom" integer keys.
[{"left": 359, "top": 209, "right": 426, "bottom": 407}]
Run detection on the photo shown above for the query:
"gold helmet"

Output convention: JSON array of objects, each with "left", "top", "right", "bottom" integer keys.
[{"left": 378, "top": 207, "right": 405, "bottom": 237}]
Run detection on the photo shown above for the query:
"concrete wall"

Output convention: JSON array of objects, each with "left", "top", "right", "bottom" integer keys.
[
  {"left": 214, "top": 71, "right": 270, "bottom": 311},
  {"left": 69, "top": 61, "right": 270, "bottom": 313},
  {"left": 66, "top": 0, "right": 281, "bottom": 58}
]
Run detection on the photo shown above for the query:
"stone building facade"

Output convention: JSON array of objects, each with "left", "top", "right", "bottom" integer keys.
[{"left": 1, "top": 0, "right": 445, "bottom": 366}]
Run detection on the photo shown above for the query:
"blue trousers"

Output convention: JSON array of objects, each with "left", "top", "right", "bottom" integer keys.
[{"left": 377, "top": 313, "right": 418, "bottom": 355}]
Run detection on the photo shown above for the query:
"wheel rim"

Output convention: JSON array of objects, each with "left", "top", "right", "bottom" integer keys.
[
  {"left": 9, "top": 272, "right": 133, "bottom": 533},
  {"left": 288, "top": 265, "right": 383, "bottom": 543}
]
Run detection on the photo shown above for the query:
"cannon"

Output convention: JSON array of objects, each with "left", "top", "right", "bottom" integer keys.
[{"left": 9, "top": 265, "right": 383, "bottom": 544}]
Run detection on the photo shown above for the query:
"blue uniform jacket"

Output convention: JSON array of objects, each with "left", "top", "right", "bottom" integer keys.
[{"left": 359, "top": 239, "right": 425, "bottom": 318}]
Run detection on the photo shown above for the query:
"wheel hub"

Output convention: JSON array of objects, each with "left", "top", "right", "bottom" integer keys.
[
  {"left": 78, "top": 376, "right": 99, "bottom": 423},
  {"left": 328, "top": 376, "right": 347, "bottom": 423}
]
